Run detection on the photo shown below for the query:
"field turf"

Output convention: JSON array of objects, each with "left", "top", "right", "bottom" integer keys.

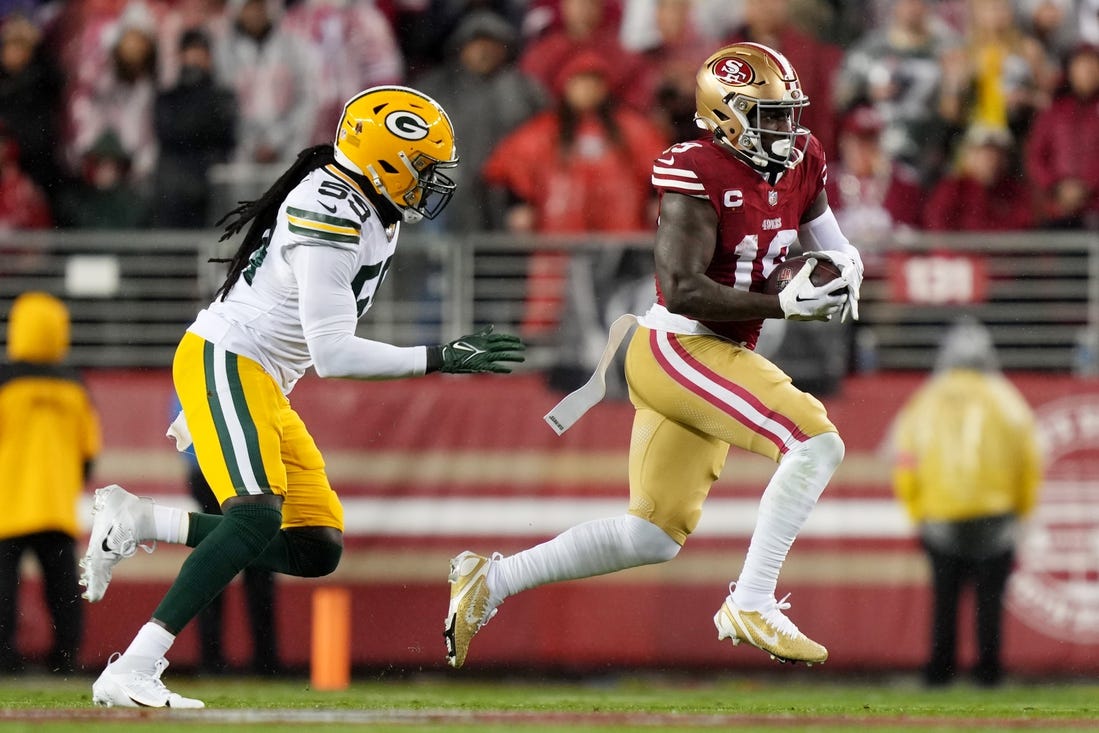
[{"left": 0, "top": 671, "right": 1097, "bottom": 732}]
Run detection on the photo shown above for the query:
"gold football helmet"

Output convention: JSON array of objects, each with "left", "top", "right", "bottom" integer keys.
[
  {"left": 333, "top": 86, "right": 459, "bottom": 223},
  {"left": 695, "top": 42, "right": 810, "bottom": 168}
]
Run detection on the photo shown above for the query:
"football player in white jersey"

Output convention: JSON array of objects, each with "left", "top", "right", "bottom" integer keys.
[
  {"left": 79, "top": 86, "right": 524, "bottom": 708},
  {"left": 445, "top": 43, "right": 862, "bottom": 669}
]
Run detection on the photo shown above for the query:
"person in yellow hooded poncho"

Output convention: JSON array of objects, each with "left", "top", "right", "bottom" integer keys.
[
  {"left": 0, "top": 292, "right": 101, "bottom": 674},
  {"left": 892, "top": 316, "right": 1042, "bottom": 688}
]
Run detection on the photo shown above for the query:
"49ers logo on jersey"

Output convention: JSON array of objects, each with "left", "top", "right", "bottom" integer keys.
[{"left": 713, "top": 57, "right": 756, "bottom": 86}]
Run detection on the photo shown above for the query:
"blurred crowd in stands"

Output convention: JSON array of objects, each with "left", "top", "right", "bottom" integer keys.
[{"left": 3, "top": 0, "right": 1099, "bottom": 240}]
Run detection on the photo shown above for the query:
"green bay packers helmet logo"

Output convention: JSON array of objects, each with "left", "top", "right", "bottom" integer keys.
[{"left": 385, "top": 110, "right": 429, "bottom": 140}]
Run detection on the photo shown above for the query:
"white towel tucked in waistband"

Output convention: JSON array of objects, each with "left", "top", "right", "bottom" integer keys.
[
  {"left": 166, "top": 410, "right": 194, "bottom": 452},
  {"left": 543, "top": 314, "right": 638, "bottom": 436}
]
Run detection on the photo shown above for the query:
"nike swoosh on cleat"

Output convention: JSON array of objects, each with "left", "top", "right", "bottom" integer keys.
[
  {"left": 101, "top": 538, "right": 113, "bottom": 553},
  {"left": 754, "top": 626, "right": 780, "bottom": 647},
  {"left": 734, "top": 613, "right": 779, "bottom": 648}
]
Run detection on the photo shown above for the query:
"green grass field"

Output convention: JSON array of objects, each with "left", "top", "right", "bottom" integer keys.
[{"left": 1, "top": 671, "right": 1098, "bottom": 732}]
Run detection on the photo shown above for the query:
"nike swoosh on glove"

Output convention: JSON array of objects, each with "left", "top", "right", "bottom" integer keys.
[
  {"left": 434, "top": 325, "right": 526, "bottom": 374},
  {"left": 777, "top": 258, "right": 847, "bottom": 322}
]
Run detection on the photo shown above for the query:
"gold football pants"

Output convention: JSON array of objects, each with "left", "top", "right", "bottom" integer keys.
[{"left": 624, "top": 327, "right": 835, "bottom": 544}]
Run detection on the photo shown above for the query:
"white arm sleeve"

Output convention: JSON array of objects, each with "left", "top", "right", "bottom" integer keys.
[
  {"left": 799, "top": 206, "right": 861, "bottom": 262},
  {"left": 290, "top": 244, "right": 427, "bottom": 379}
]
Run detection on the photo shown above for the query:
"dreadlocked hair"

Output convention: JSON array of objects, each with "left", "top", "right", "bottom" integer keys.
[{"left": 211, "top": 144, "right": 336, "bottom": 301}]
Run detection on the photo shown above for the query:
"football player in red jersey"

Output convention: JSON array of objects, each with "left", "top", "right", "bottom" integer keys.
[{"left": 446, "top": 42, "right": 862, "bottom": 668}]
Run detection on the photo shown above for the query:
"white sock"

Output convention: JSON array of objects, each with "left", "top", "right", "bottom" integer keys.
[
  {"left": 149, "top": 504, "right": 186, "bottom": 543},
  {"left": 113, "top": 622, "right": 176, "bottom": 673},
  {"left": 732, "top": 432, "right": 844, "bottom": 611},
  {"left": 488, "top": 514, "right": 680, "bottom": 607}
]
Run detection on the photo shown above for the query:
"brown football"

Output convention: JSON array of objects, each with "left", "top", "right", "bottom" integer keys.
[{"left": 764, "top": 254, "right": 847, "bottom": 295}]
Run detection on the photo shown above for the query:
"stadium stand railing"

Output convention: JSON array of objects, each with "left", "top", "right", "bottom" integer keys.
[{"left": 0, "top": 229, "right": 1096, "bottom": 372}]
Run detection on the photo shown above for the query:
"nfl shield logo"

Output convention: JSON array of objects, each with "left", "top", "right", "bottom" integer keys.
[{"left": 768, "top": 190, "right": 778, "bottom": 207}]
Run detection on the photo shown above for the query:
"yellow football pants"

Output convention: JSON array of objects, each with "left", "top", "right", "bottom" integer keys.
[{"left": 173, "top": 332, "right": 344, "bottom": 531}]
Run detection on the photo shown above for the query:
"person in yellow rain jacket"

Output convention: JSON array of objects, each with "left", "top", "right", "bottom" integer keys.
[
  {"left": 0, "top": 292, "right": 101, "bottom": 674},
  {"left": 892, "top": 316, "right": 1042, "bottom": 688}
]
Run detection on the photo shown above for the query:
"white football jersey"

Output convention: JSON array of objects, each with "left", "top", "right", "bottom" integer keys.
[{"left": 190, "top": 163, "right": 400, "bottom": 393}]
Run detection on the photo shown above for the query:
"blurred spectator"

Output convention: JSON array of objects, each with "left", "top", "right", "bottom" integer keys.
[
  {"left": 483, "top": 51, "right": 667, "bottom": 337},
  {"left": 939, "top": 0, "right": 1051, "bottom": 149},
  {"left": 0, "top": 124, "right": 52, "bottom": 230},
  {"left": 283, "top": 0, "right": 404, "bottom": 146},
  {"left": 1020, "top": 0, "right": 1078, "bottom": 64},
  {"left": 156, "top": 0, "right": 232, "bottom": 88},
  {"left": 824, "top": 105, "right": 922, "bottom": 262},
  {"left": 623, "top": 0, "right": 712, "bottom": 143},
  {"left": 153, "top": 28, "right": 237, "bottom": 228},
  {"left": 521, "top": 0, "right": 624, "bottom": 42},
  {"left": 396, "top": 0, "right": 526, "bottom": 76},
  {"left": 66, "top": 2, "right": 159, "bottom": 185},
  {"left": 519, "top": 0, "right": 651, "bottom": 111},
  {"left": 923, "top": 124, "right": 1034, "bottom": 231},
  {"left": 55, "top": 130, "right": 152, "bottom": 229},
  {"left": 724, "top": 0, "right": 844, "bottom": 160},
  {"left": 891, "top": 316, "right": 1042, "bottom": 687},
  {"left": 0, "top": 12, "right": 65, "bottom": 201},
  {"left": 1026, "top": 42, "right": 1099, "bottom": 228},
  {"left": 1075, "top": 0, "right": 1099, "bottom": 46},
  {"left": 415, "top": 10, "right": 546, "bottom": 233},
  {"left": 0, "top": 293, "right": 101, "bottom": 675},
  {"left": 619, "top": 0, "right": 736, "bottom": 51},
  {"left": 834, "top": 0, "right": 959, "bottom": 186},
  {"left": 215, "top": 0, "right": 317, "bottom": 166}
]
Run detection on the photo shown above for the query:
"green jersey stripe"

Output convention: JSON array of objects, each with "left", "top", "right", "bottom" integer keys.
[
  {"left": 285, "top": 206, "right": 361, "bottom": 232},
  {"left": 288, "top": 221, "right": 360, "bottom": 245}
]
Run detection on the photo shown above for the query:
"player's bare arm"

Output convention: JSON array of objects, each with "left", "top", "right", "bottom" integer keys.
[{"left": 655, "top": 192, "right": 785, "bottom": 322}]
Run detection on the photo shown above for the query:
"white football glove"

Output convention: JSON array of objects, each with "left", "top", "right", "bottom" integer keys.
[
  {"left": 813, "top": 249, "right": 864, "bottom": 322},
  {"left": 777, "top": 258, "right": 847, "bottom": 321}
]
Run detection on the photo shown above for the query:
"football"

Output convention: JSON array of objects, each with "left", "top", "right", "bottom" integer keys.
[{"left": 764, "top": 254, "right": 847, "bottom": 295}]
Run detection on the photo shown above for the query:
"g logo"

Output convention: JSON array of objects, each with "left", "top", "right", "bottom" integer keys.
[
  {"left": 713, "top": 57, "right": 754, "bottom": 86},
  {"left": 385, "top": 111, "right": 429, "bottom": 140}
]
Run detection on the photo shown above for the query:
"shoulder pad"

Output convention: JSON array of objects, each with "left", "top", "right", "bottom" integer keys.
[
  {"left": 282, "top": 171, "right": 368, "bottom": 247},
  {"left": 652, "top": 141, "right": 713, "bottom": 198}
]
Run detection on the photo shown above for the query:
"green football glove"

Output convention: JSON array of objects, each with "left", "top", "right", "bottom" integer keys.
[{"left": 428, "top": 325, "right": 526, "bottom": 374}]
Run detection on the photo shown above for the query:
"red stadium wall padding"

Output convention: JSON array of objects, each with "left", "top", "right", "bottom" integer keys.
[{"left": 36, "top": 369, "right": 1099, "bottom": 674}]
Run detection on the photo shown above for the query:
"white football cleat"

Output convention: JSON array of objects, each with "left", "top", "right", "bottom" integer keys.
[
  {"left": 444, "top": 551, "right": 500, "bottom": 668},
  {"left": 79, "top": 484, "right": 155, "bottom": 603},
  {"left": 92, "top": 654, "right": 204, "bottom": 708}
]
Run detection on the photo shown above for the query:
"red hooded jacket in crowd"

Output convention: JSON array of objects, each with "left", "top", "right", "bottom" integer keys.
[
  {"left": 922, "top": 174, "right": 1034, "bottom": 231},
  {"left": 0, "top": 136, "right": 51, "bottom": 230},
  {"left": 1025, "top": 92, "right": 1099, "bottom": 224}
]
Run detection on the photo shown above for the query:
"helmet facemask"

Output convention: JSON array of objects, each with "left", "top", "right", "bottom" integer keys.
[
  {"left": 368, "top": 151, "right": 458, "bottom": 223},
  {"left": 722, "top": 94, "right": 810, "bottom": 169}
]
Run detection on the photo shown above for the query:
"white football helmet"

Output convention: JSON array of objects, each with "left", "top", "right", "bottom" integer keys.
[{"left": 695, "top": 42, "right": 811, "bottom": 169}]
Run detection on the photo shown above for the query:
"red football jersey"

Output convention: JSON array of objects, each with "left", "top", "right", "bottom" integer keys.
[{"left": 650, "top": 136, "right": 827, "bottom": 349}]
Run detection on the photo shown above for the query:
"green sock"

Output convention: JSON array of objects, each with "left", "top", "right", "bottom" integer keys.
[
  {"left": 187, "top": 513, "right": 341, "bottom": 577},
  {"left": 153, "top": 503, "right": 282, "bottom": 633},
  {"left": 186, "top": 513, "right": 222, "bottom": 547}
]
